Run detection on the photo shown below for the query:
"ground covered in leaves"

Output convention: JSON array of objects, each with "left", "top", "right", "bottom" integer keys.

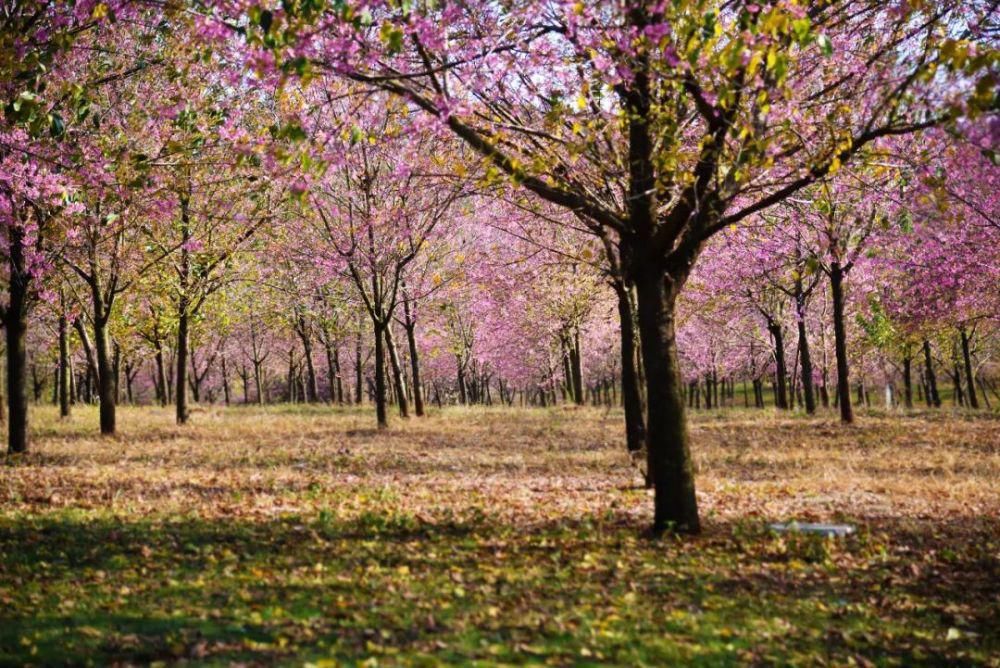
[{"left": 1, "top": 405, "right": 998, "bottom": 666}]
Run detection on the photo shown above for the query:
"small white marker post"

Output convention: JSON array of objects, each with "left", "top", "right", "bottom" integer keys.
[{"left": 768, "top": 521, "right": 855, "bottom": 537}]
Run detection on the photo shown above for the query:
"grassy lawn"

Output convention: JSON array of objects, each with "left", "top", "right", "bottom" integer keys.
[{"left": 1, "top": 405, "right": 998, "bottom": 665}]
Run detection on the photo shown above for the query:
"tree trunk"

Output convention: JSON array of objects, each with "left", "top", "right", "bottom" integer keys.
[
  {"left": 4, "top": 274, "right": 29, "bottom": 453},
  {"left": 902, "top": 353, "right": 913, "bottom": 409},
  {"left": 384, "top": 325, "right": 409, "bottom": 418},
  {"left": 175, "top": 310, "right": 190, "bottom": 424},
  {"left": 795, "top": 286, "right": 816, "bottom": 415},
  {"left": 634, "top": 267, "right": 699, "bottom": 534},
  {"left": 73, "top": 318, "right": 98, "bottom": 404},
  {"left": 405, "top": 324, "right": 425, "bottom": 417},
  {"left": 154, "top": 340, "right": 168, "bottom": 407},
  {"left": 829, "top": 263, "right": 853, "bottom": 424},
  {"left": 456, "top": 355, "right": 467, "bottom": 405},
  {"left": 253, "top": 361, "right": 264, "bottom": 405},
  {"left": 373, "top": 322, "right": 388, "bottom": 428},
  {"left": 960, "top": 327, "right": 979, "bottom": 409},
  {"left": 615, "top": 283, "right": 646, "bottom": 453},
  {"left": 58, "top": 311, "right": 71, "bottom": 418},
  {"left": 923, "top": 339, "right": 941, "bottom": 407},
  {"left": 176, "top": 191, "right": 192, "bottom": 424},
  {"left": 324, "top": 337, "right": 339, "bottom": 404},
  {"left": 297, "top": 318, "right": 319, "bottom": 403},
  {"left": 354, "top": 326, "right": 363, "bottom": 404},
  {"left": 5, "top": 315, "right": 28, "bottom": 453},
  {"left": 570, "top": 327, "right": 584, "bottom": 405},
  {"left": 221, "top": 356, "right": 231, "bottom": 406},
  {"left": 93, "top": 315, "right": 116, "bottom": 434},
  {"left": 768, "top": 321, "right": 789, "bottom": 410}
]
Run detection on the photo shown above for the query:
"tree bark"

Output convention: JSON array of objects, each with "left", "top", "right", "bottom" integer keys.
[
  {"left": 297, "top": 317, "right": 319, "bottom": 402},
  {"left": 92, "top": 313, "right": 116, "bottom": 434},
  {"left": 373, "top": 323, "right": 388, "bottom": 428},
  {"left": 768, "top": 321, "right": 789, "bottom": 410},
  {"left": 634, "top": 268, "right": 699, "bottom": 534},
  {"left": 404, "top": 324, "right": 425, "bottom": 417},
  {"left": 569, "top": 327, "right": 584, "bottom": 405},
  {"left": 829, "top": 262, "right": 853, "bottom": 424},
  {"left": 923, "top": 339, "right": 941, "bottom": 407},
  {"left": 175, "top": 309, "right": 190, "bottom": 424},
  {"left": 402, "top": 290, "right": 425, "bottom": 417},
  {"left": 902, "top": 353, "right": 913, "bottom": 409},
  {"left": 960, "top": 327, "right": 979, "bottom": 409},
  {"left": 4, "top": 251, "right": 29, "bottom": 453},
  {"left": 58, "top": 310, "right": 71, "bottom": 418},
  {"left": 354, "top": 326, "right": 363, "bottom": 404},
  {"left": 153, "top": 340, "right": 168, "bottom": 406},
  {"left": 384, "top": 325, "right": 409, "bottom": 418},
  {"left": 795, "top": 285, "right": 816, "bottom": 414},
  {"left": 614, "top": 282, "right": 646, "bottom": 453}
]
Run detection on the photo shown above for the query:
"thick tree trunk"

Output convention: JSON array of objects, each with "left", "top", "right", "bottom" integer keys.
[
  {"left": 4, "top": 259, "right": 29, "bottom": 453},
  {"left": 960, "top": 327, "right": 979, "bottom": 409},
  {"left": 923, "top": 339, "right": 941, "bottom": 407},
  {"left": 634, "top": 268, "right": 700, "bottom": 534},
  {"left": 829, "top": 263, "right": 853, "bottom": 424},
  {"left": 615, "top": 283, "right": 646, "bottom": 453},
  {"left": 5, "top": 313, "right": 28, "bottom": 453}
]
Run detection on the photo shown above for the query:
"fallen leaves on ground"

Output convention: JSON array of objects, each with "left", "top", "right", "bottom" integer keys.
[{"left": 1, "top": 405, "right": 997, "bottom": 665}]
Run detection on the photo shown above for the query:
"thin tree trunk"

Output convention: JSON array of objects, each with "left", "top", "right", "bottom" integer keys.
[
  {"left": 253, "top": 361, "right": 264, "bottom": 405},
  {"left": 221, "top": 356, "right": 231, "bottom": 405},
  {"left": 960, "top": 327, "right": 979, "bottom": 409},
  {"left": 923, "top": 339, "right": 941, "bottom": 407},
  {"left": 570, "top": 326, "right": 584, "bottom": 405},
  {"left": 384, "top": 325, "right": 409, "bottom": 418},
  {"left": 768, "top": 321, "right": 789, "bottom": 410},
  {"left": 405, "top": 324, "right": 425, "bottom": 417},
  {"left": 902, "top": 353, "right": 913, "bottom": 409},
  {"left": 615, "top": 283, "right": 646, "bottom": 453},
  {"left": 297, "top": 318, "right": 319, "bottom": 402},
  {"left": 829, "top": 262, "right": 853, "bottom": 424},
  {"left": 373, "top": 323, "right": 388, "bottom": 428},
  {"left": 58, "top": 310, "right": 70, "bottom": 418},
  {"left": 176, "top": 310, "right": 190, "bottom": 423},
  {"left": 354, "top": 326, "right": 363, "bottom": 404},
  {"left": 795, "top": 285, "right": 816, "bottom": 414}
]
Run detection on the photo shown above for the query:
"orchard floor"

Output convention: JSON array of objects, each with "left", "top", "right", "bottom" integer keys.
[{"left": 1, "top": 405, "right": 998, "bottom": 666}]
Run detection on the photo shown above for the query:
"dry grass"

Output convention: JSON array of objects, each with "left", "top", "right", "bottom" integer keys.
[{"left": 1, "top": 404, "right": 998, "bottom": 665}]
